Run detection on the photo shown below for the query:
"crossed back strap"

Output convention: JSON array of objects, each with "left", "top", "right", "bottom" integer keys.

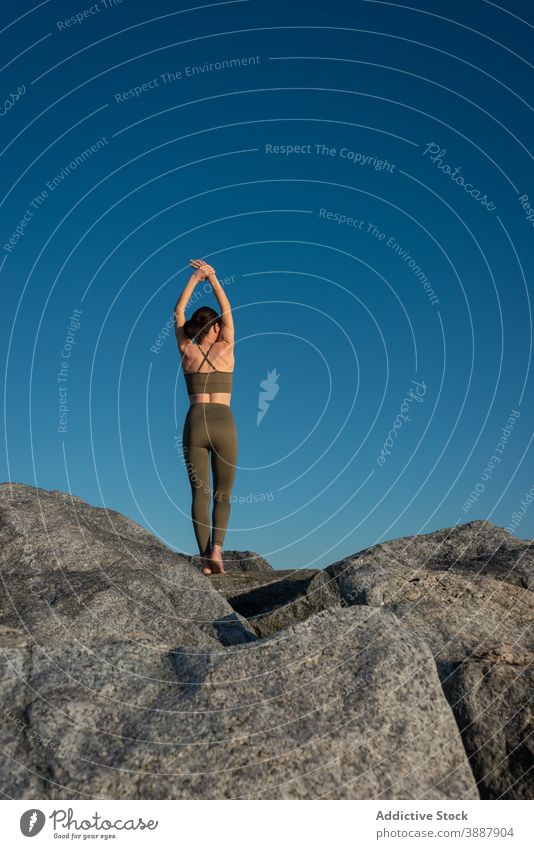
[{"left": 196, "top": 343, "right": 217, "bottom": 372}]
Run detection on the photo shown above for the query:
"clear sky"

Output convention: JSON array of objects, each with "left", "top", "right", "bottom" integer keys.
[{"left": 2, "top": 0, "right": 533, "bottom": 569}]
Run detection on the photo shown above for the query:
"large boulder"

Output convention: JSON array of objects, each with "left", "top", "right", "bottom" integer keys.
[
  {"left": 322, "top": 520, "right": 534, "bottom": 591},
  {"left": 0, "top": 627, "right": 179, "bottom": 799},
  {"left": 305, "top": 521, "right": 534, "bottom": 799},
  {"left": 0, "top": 608, "right": 478, "bottom": 800},
  {"left": 0, "top": 483, "right": 254, "bottom": 648}
]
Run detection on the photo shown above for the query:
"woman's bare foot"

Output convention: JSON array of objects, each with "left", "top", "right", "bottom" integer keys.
[
  {"left": 209, "top": 544, "right": 225, "bottom": 574},
  {"left": 200, "top": 548, "right": 212, "bottom": 575}
]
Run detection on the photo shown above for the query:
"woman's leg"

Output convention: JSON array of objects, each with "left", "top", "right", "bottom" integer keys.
[
  {"left": 210, "top": 409, "right": 238, "bottom": 569},
  {"left": 182, "top": 414, "right": 212, "bottom": 558}
]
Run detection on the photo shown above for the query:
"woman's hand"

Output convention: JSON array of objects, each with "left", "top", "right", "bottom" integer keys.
[
  {"left": 189, "top": 259, "right": 207, "bottom": 281},
  {"left": 189, "top": 258, "right": 216, "bottom": 281}
]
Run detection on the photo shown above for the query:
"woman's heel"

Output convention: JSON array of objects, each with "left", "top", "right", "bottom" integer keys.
[
  {"left": 209, "top": 544, "right": 225, "bottom": 574},
  {"left": 200, "top": 548, "right": 212, "bottom": 575}
]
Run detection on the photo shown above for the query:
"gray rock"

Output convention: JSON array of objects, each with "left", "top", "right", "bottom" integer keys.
[
  {"left": 0, "top": 630, "right": 179, "bottom": 799},
  {"left": 0, "top": 482, "right": 255, "bottom": 648},
  {"left": 0, "top": 627, "right": 47, "bottom": 798},
  {"left": 212, "top": 569, "right": 323, "bottom": 637},
  {"left": 440, "top": 659, "right": 533, "bottom": 800},
  {"left": 0, "top": 609, "right": 478, "bottom": 800},
  {"left": 324, "top": 520, "right": 533, "bottom": 591},
  {"left": 307, "top": 521, "right": 534, "bottom": 799}
]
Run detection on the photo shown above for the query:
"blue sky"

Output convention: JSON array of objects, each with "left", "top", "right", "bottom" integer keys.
[{"left": 2, "top": 0, "right": 533, "bottom": 568}]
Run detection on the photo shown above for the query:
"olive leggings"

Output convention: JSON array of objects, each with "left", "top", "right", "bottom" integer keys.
[{"left": 182, "top": 402, "right": 238, "bottom": 553}]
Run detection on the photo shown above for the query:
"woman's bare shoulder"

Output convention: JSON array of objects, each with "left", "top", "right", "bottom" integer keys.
[
  {"left": 180, "top": 340, "right": 196, "bottom": 369},
  {"left": 210, "top": 341, "right": 234, "bottom": 367}
]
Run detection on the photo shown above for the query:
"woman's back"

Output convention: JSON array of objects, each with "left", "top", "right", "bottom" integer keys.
[
  {"left": 181, "top": 339, "right": 234, "bottom": 374},
  {"left": 181, "top": 339, "right": 234, "bottom": 405}
]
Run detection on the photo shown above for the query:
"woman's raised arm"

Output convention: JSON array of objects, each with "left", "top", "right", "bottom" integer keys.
[
  {"left": 190, "top": 260, "right": 234, "bottom": 345},
  {"left": 174, "top": 266, "right": 204, "bottom": 350}
]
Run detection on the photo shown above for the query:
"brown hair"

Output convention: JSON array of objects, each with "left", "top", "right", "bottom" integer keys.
[{"left": 183, "top": 307, "right": 220, "bottom": 343}]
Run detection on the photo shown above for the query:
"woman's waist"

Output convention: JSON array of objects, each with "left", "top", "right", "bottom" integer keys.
[
  {"left": 183, "top": 370, "right": 233, "bottom": 389},
  {"left": 186, "top": 400, "right": 234, "bottom": 416}
]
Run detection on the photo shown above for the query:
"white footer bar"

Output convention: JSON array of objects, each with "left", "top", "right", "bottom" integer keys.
[{"left": 3, "top": 799, "right": 532, "bottom": 848}]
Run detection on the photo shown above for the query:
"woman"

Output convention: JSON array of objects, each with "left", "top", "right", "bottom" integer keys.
[{"left": 174, "top": 259, "right": 237, "bottom": 575}]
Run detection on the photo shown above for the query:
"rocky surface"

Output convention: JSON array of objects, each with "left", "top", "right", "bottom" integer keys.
[
  {"left": 0, "top": 485, "right": 531, "bottom": 800},
  {"left": 440, "top": 659, "right": 533, "bottom": 801},
  {"left": 211, "top": 569, "right": 321, "bottom": 637},
  {"left": 321, "top": 520, "right": 534, "bottom": 592},
  {"left": 0, "top": 483, "right": 255, "bottom": 648},
  {"left": 0, "top": 611, "right": 478, "bottom": 800},
  {"left": 302, "top": 521, "right": 534, "bottom": 800}
]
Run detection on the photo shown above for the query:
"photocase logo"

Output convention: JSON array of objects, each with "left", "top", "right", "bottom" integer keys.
[
  {"left": 257, "top": 368, "right": 280, "bottom": 425},
  {"left": 20, "top": 809, "right": 46, "bottom": 836}
]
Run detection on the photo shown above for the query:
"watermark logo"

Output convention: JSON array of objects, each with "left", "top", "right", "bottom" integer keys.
[
  {"left": 462, "top": 409, "right": 520, "bottom": 513},
  {"left": 1, "top": 84, "right": 26, "bottom": 118},
  {"left": 318, "top": 210, "right": 439, "bottom": 306},
  {"left": 421, "top": 142, "right": 496, "bottom": 212},
  {"left": 114, "top": 58, "right": 261, "bottom": 103},
  {"left": 20, "top": 809, "right": 45, "bottom": 836},
  {"left": 49, "top": 807, "right": 158, "bottom": 834},
  {"left": 56, "top": 0, "right": 124, "bottom": 32},
  {"left": 506, "top": 483, "right": 534, "bottom": 533},
  {"left": 57, "top": 308, "right": 82, "bottom": 434},
  {"left": 257, "top": 369, "right": 280, "bottom": 425},
  {"left": 518, "top": 193, "right": 534, "bottom": 230},
  {"left": 4, "top": 137, "right": 109, "bottom": 254},
  {"left": 265, "top": 143, "right": 396, "bottom": 172},
  {"left": 377, "top": 379, "right": 428, "bottom": 466}
]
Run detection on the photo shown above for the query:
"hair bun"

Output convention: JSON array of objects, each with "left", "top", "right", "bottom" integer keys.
[{"left": 182, "top": 307, "right": 220, "bottom": 341}]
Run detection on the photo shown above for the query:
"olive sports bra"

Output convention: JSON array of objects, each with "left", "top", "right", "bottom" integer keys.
[{"left": 183, "top": 343, "right": 233, "bottom": 396}]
